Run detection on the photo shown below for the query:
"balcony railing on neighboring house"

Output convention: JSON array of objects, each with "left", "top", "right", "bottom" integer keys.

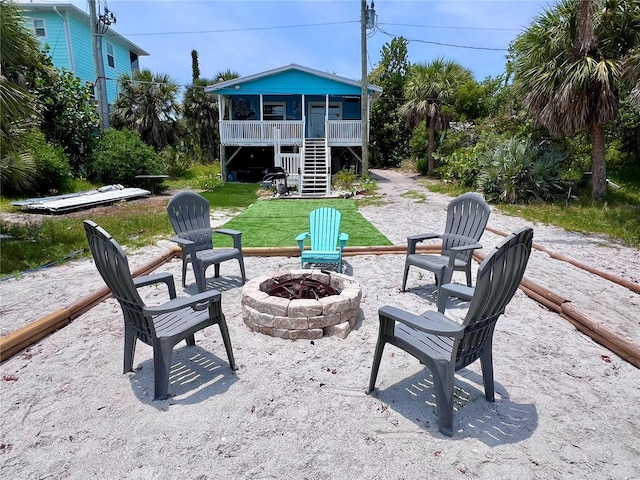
[{"left": 220, "top": 119, "right": 363, "bottom": 146}]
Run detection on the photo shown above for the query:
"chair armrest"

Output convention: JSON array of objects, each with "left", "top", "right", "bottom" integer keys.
[
  {"left": 296, "top": 232, "right": 309, "bottom": 250},
  {"left": 437, "top": 283, "right": 474, "bottom": 313},
  {"left": 445, "top": 242, "right": 482, "bottom": 267},
  {"left": 134, "top": 272, "right": 177, "bottom": 299},
  {"left": 338, "top": 232, "right": 349, "bottom": 250},
  {"left": 379, "top": 305, "right": 464, "bottom": 338},
  {"left": 213, "top": 229, "right": 242, "bottom": 250},
  {"left": 170, "top": 236, "right": 195, "bottom": 247},
  {"left": 407, "top": 233, "right": 441, "bottom": 254},
  {"left": 143, "top": 289, "right": 222, "bottom": 316}
]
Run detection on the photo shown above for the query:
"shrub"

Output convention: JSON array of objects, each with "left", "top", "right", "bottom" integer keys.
[
  {"left": 89, "top": 128, "right": 164, "bottom": 186},
  {"left": 477, "top": 138, "right": 567, "bottom": 203},
  {"left": 435, "top": 147, "right": 480, "bottom": 187},
  {"left": 23, "top": 129, "right": 72, "bottom": 194},
  {"left": 332, "top": 167, "right": 359, "bottom": 194}
]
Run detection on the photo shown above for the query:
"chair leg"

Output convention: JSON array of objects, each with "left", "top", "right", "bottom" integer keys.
[
  {"left": 185, "top": 334, "right": 196, "bottom": 347},
  {"left": 401, "top": 262, "right": 411, "bottom": 292},
  {"left": 217, "top": 316, "right": 237, "bottom": 371},
  {"left": 153, "top": 340, "right": 174, "bottom": 400},
  {"left": 337, "top": 257, "right": 343, "bottom": 273},
  {"left": 366, "top": 337, "right": 386, "bottom": 394},
  {"left": 194, "top": 264, "right": 207, "bottom": 293},
  {"left": 214, "top": 263, "right": 220, "bottom": 279},
  {"left": 480, "top": 346, "right": 495, "bottom": 402},
  {"left": 465, "top": 263, "right": 472, "bottom": 287},
  {"left": 431, "top": 360, "right": 456, "bottom": 437},
  {"left": 123, "top": 325, "right": 137, "bottom": 373},
  {"left": 181, "top": 253, "right": 188, "bottom": 288},
  {"left": 238, "top": 257, "right": 246, "bottom": 283}
]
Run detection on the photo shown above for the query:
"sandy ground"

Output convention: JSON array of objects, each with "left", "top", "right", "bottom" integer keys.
[{"left": 1, "top": 169, "right": 639, "bottom": 479}]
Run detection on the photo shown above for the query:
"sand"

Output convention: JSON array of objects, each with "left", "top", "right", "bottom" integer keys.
[{"left": 1, "top": 169, "right": 639, "bottom": 479}]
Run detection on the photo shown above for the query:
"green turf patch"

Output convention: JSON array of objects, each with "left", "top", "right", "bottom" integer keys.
[
  {"left": 200, "top": 182, "right": 260, "bottom": 208},
  {"left": 220, "top": 198, "right": 392, "bottom": 248}
]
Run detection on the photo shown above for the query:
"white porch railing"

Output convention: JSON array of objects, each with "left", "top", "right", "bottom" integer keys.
[
  {"left": 327, "top": 120, "right": 362, "bottom": 146},
  {"left": 220, "top": 120, "right": 363, "bottom": 146},
  {"left": 278, "top": 153, "right": 301, "bottom": 186},
  {"left": 220, "top": 121, "right": 303, "bottom": 146}
]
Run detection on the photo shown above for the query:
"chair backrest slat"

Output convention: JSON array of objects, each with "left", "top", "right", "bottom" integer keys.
[
  {"left": 442, "top": 192, "right": 491, "bottom": 262},
  {"left": 310, "top": 207, "right": 341, "bottom": 251},
  {"left": 168, "top": 191, "right": 214, "bottom": 250},
  {"left": 84, "top": 220, "right": 155, "bottom": 344},
  {"left": 455, "top": 227, "right": 534, "bottom": 369}
]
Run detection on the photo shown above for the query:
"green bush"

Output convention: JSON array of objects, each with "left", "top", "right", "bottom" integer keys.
[
  {"left": 435, "top": 147, "right": 480, "bottom": 187},
  {"left": 332, "top": 167, "right": 359, "bottom": 194},
  {"left": 23, "top": 129, "right": 72, "bottom": 194},
  {"left": 89, "top": 128, "right": 164, "bottom": 186},
  {"left": 477, "top": 138, "right": 567, "bottom": 203}
]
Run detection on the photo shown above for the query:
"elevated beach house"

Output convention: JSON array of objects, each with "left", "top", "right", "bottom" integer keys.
[
  {"left": 18, "top": 2, "right": 149, "bottom": 105},
  {"left": 206, "top": 64, "right": 382, "bottom": 196}
]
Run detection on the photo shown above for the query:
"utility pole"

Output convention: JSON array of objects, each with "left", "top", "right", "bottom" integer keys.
[
  {"left": 88, "top": 0, "right": 110, "bottom": 130},
  {"left": 360, "top": 1, "right": 375, "bottom": 177}
]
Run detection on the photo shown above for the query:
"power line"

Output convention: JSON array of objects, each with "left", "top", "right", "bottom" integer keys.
[
  {"left": 121, "top": 20, "right": 358, "bottom": 36},
  {"left": 376, "top": 26, "right": 509, "bottom": 52},
  {"left": 379, "top": 22, "right": 521, "bottom": 32}
]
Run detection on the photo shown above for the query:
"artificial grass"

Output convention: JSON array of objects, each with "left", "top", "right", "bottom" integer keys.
[
  {"left": 220, "top": 198, "right": 392, "bottom": 248},
  {"left": 199, "top": 182, "right": 260, "bottom": 208}
]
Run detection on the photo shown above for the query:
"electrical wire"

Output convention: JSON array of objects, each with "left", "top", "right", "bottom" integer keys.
[
  {"left": 121, "top": 21, "right": 359, "bottom": 36},
  {"left": 375, "top": 25, "right": 508, "bottom": 52}
]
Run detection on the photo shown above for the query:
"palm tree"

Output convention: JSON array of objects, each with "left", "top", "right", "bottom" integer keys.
[
  {"left": 626, "top": 48, "right": 640, "bottom": 105},
  {"left": 399, "top": 58, "right": 473, "bottom": 175},
  {"left": 111, "top": 69, "right": 180, "bottom": 151},
  {"left": 182, "top": 69, "right": 240, "bottom": 163},
  {"left": 0, "top": 0, "right": 41, "bottom": 191},
  {"left": 511, "top": 0, "right": 640, "bottom": 201},
  {"left": 214, "top": 69, "right": 241, "bottom": 83},
  {"left": 183, "top": 78, "right": 220, "bottom": 162}
]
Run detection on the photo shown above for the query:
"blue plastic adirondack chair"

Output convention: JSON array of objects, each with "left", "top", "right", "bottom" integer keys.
[{"left": 296, "top": 207, "right": 349, "bottom": 272}]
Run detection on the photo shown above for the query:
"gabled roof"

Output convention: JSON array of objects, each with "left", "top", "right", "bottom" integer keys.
[
  {"left": 206, "top": 64, "right": 382, "bottom": 97},
  {"left": 18, "top": 2, "right": 149, "bottom": 56}
]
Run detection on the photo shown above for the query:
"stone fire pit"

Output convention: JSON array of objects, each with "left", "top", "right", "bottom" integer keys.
[{"left": 242, "top": 269, "right": 362, "bottom": 339}]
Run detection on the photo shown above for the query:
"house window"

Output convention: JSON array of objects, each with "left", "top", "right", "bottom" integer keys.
[
  {"left": 263, "top": 103, "right": 285, "bottom": 121},
  {"left": 106, "top": 42, "right": 115, "bottom": 68},
  {"left": 33, "top": 19, "right": 47, "bottom": 38}
]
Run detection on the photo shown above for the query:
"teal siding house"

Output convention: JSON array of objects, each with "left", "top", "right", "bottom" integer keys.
[
  {"left": 19, "top": 2, "right": 148, "bottom": 105},
  {"left": 206, "top": 64, "right": 382, "bottom": 195}
]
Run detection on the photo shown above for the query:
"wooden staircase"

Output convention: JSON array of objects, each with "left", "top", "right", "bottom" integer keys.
[{"left": 300, "top": 138, "right": 330, "bottom": 196}]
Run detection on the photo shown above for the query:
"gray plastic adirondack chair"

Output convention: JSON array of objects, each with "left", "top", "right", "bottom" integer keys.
[
  {"left": 368, "top": 227, "right": 533, "bottom": 436},
  {"left": 84, "top": 220, "right": 237, "bottom": 400},
  {"left": 167, "top": 191, "right": 246, "bottom": 293},
  {"left": 296, "top": 207, "right": 349, "bottom": 272},
  {"left": 402, "top": 192, "right": 491, "bottom": 293}
]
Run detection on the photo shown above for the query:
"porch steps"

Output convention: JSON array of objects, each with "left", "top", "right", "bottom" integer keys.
[{"left": 301, "top": 139, "right": 329, "bottom": 196}]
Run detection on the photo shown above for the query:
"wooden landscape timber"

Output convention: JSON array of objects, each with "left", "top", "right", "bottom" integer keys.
[
  {"left": 486, "top": 226, "right": 640, "bottom": 294},
  {"left": 0, "top": 249, "right": 176, "bottom": 362},
  {"left": 472, "top": 249, "right": 640, "bottom": 369},
  {"left": 2, "top": 242, "right": 638, "bottom": 369}
]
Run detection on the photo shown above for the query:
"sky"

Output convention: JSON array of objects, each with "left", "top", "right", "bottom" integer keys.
[{"left": 48, "top": 0, "right": 549, "bottom": 91}]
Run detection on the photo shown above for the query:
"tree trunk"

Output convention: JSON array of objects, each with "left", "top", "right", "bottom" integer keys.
[
  {"left": 590, "top": 123, "right": 607, "bottom": 202},
  {"left": 428, "top": 115, "right": 436, "bottom": 176}
]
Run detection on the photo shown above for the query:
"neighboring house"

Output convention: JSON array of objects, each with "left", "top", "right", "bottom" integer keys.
[
  {"left": 18, "top": 2, "right": 149, "bottom": 105},
  {"left": 206, "top": 64, "right": 382, "bottom": 196}
]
